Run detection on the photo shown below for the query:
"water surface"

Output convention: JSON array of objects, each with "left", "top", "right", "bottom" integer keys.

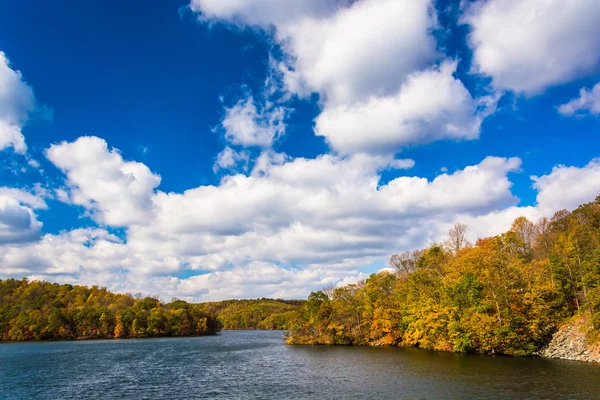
[{"left": 1, "top": 330, "right": 599, "bottom": 399}]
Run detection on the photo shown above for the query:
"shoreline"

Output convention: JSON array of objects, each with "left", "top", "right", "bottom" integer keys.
[
  {"left": 4, "top": 328, "right": 600, "bottom": 364},
  {"left": 0, "top": 332, "right": 221, "bottom": 344},
  {"left": 285, "top": 314, "right": 600, "bottom": 364}
]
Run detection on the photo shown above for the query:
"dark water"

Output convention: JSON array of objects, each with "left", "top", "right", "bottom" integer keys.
[{"left": 1, "top": 331, "right": 600, "bottom": 399}]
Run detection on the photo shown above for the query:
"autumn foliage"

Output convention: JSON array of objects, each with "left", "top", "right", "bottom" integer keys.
[
  {"left": 0, "top": 281, "right": 220, "bottom": 340},
  {"left": 197, "top": 299, "right": 303, "bottom": 330},
  {"left": 287, "top": 195, "right": 600, "bottom": 356}
]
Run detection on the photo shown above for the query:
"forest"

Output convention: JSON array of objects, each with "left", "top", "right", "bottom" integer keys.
[
  {"left": 198, "top": 299, "right": 303, "bottom": 330},
  {"left": 0, "top": 279, "right": 303, "bottom": 340},
  {"left": 0, "top": 280, "right": 220, "bottom": 340},
  {"left": 287, "top": 195, "right": 600, "bottom": 356}
]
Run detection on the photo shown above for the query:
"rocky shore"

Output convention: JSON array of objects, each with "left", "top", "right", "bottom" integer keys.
[{"left": 539, "top": 314, "right": 600, "bottom": 363}]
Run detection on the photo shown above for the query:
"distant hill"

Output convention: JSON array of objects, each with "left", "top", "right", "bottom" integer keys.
[
  {"left": 197, "top": 298, "right": 304, "bottom": 330},
  {"left": 0, "top": 279, "right": 305, "bottom": 341},
  {"left": 0, "top": 279, "right": 220, "bottom": 340}
]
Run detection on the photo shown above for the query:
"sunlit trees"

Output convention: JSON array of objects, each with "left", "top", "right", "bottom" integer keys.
[
  {"left": 287, "top": 194, "right": 600, "bottom": 356},
  {"left": 0, "top": 279, "right": 220, "bottom": 340},
  {"left": 196, "top": 299, "right": 302, "bottom": 330}
]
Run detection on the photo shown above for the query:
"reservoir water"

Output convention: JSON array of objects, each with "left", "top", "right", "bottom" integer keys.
[{"left": 1, "top": 330, "right": 600, "bottom": 399}]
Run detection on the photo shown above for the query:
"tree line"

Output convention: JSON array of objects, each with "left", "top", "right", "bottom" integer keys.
[
  {"left": 0, "top": 279, "right": 305, "bottom": 341},
  {"left": 197, "top": 299, "right": 303, "bottom": 330},
  {"left": 287, "top": 195, "right": 600, "bottom": 356},
  {"left": 0, "top": 280, "right": 220, "bottom": 340}
]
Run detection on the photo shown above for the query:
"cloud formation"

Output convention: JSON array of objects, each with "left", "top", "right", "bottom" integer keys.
[
  {"left": 275, "top": 0, "right": 437, "bottom": 106},
  {"left": 3, "top": 135, "right": 596, "bottom": 300},
  {"left": 2, "top": 2, "right": 600, "bottom": 302},
  {"left": 463, "top": 0, "right": 600, "bottom": 95},
  {"left": 315, "top": 61, "right": 495, "bottom": 154},
  {"left": 213, "top": 146, "right": 250, "bottom": 173},
  {"left": 532, "top": 159, "right": 600, "bottom": 216},
  {"left": 558, "top": 82, "right": 600, "bottom": 117},
  {"left": 0, "top": 52, "right": 37, "bottom": 154},
  {"left": 190, "top": 0, "right": 345, "bottom": 28},
  {"left": 193, "top": 0, "right": 494, "bottom": 155},
  {"left": 45, "top": 136, "right": 162, "bottom": 226},
  {"left": 221, "top": 95, "right": 287, "bottom": 147},
  {"left": 0, "top": 187, "right": 46, "bottom": 244},
  {"left": 0, "top": 133, "right": 598, "bottom": 300}
]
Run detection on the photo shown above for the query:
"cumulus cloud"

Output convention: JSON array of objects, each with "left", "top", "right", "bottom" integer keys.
[
  {"left": 4, "top": 135, "right": 600, "bottom": 300},
  {"left": 276, "top": 0, "right": 437, "bottom": 105},
  {"left": 189, "top": 0, "right": 345, "bottom": 28},
  {"left": 4, "top": 136, "right": 529, "bottom": 298},
  {"left": 173, "top": 262, "right": 368, "bottom": 301},
  {"left": 0, "top": 186, "right": 48, "bottom": 210},
  {"left": 315, "top": 61, "right": 496, "bottom": 154},
  {"left": 213, "top": 146, "right": 250, "bottom": 172},
  {"left": 190, "top": 0, "right": 500, "bottom": 155},
  {"left": 0, "top": 228, "right": 130, "bottom": 279},
  {"left": 220, "top": 95, "right": 287, "bottom": 147},
  {"left": 558, "top": 82, "right": 600, "bottom": 116},
  {"left": 463, "top": 0, "right": 600, "bottom": 94},
  {"left": 0, "top": 187, "right": 46, "bottom": 244},
  {"left": 5, "top": 0, "right": 600, "bottom": 301},
  {"left": 204, "top": 0, "right": 437, "bottom": 107},
  {"left": 190, "top": 0, "right": 439, "bottom": 105},
  {"left": 0, "top": 51, "right": 37, "bottom": 154},
  {"left": 532, "top": 159, "right": 600, "bottom": 216},
  {"left": 45, "top": 136, "right": 161, "bottom": 226}
]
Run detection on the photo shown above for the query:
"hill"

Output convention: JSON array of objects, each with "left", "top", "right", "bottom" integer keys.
[
  {"left": 287, "top": 195, "right": 600, "bottom": 358},
  {"left": 0, "top": 280, "right": 220, "bottom": 340},
  {"left": 198, "top": 298, "right": 303, "bottom": 330}
]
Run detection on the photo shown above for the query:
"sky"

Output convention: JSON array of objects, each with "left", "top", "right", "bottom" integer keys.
[{"left": 0, "top": 0, "right": 599, "bottom": 301}]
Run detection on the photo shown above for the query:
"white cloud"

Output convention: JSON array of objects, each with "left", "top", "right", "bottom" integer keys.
[
  {"left": 0, "top": 186, "right": 48, "bottom": 210},
  {"left": 463, "top": 0, "right": 600, "bottom": 95},
  {"left": 4, "top": 135, "right": 600, "bottom": 300},
  {"left": 276, "top": 0, "right": 437, "bottom": 105},
  {"left": 0, "top": 122, "right": 27, "bottom": 155},
  {"left": 15, "top": 136, "right": 526, "bottom": 298},
  {"left": 0, "top": 228, "right": 130, "bottom": 278},
  {"left": 0, "top": 51, "right": 37, "bottom": 154},
  {"left": 174, "top": 262, "right": 367, "bottom": 301},
  {"left": 458, "top": 206, "right": 540, "bottom": 244},
  {"left": 532, "top": 159, "right": 600, "bottom": 216},
  {"left": 221, "top": 95, "right": 287, "bottom": 147},
  {"left": 0, "top": 187, "right": 46, "bottom": 244},
  {"left": 213, "top": 146, "right": 250, "bottom": 172},
  {"left": 45, "top": 136, "right": 161, "bottom": 226},
  {"left": 189, "top": 0, "right": 345, "bottom": 29},
  {"left": 558, "top": 82, "right": 600, "bottom": 116},
  {"left": 315, "top": 61, "right": 495, "bottom": 154},
  {"left": 191, "top": 0, "right": 500, "bottom": 154},
  {"left": 201, "top": 0, "right": 437, "bottom": 107}
]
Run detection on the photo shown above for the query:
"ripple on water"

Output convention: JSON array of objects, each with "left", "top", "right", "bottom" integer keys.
[{"left": 1, "top": 331, "right": 600, "bottom": 399}]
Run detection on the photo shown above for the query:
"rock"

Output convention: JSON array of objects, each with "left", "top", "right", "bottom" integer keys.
[{"left": 539, "top": 314, "right": 600, "bottom": 364}]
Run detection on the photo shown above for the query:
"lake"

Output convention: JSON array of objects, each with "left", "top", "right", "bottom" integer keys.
[{"left": 1, "top": 330, "right": 600, "bottom": 399}]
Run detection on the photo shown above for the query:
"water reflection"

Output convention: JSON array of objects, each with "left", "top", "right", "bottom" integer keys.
[{"left": 1, "top": 331, "right": 599, "bottom": 399}]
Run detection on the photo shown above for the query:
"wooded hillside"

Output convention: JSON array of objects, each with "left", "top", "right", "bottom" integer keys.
[
  {"left": 198, "top": 299, "right": 303, "bottom": 330},
  {"left": 0, "top": 280, "right": 220, "bottom": 340},
  {"left": 287, "top": 195, "right": 600, "bottom": 356}
]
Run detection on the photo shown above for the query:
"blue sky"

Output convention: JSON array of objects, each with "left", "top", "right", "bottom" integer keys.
[{"left": 0, "top": 0, "right": 599, "bottom": 300}]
